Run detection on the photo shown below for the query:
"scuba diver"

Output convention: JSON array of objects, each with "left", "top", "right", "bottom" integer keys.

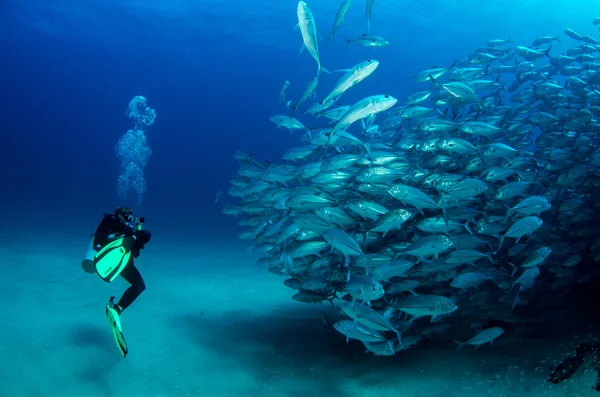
[{"left": 81, "top": 206, "right": 151, "bottom": 357}]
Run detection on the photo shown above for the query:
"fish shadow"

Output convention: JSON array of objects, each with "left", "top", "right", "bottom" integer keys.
[{"left": 177, "top": 305, "right": 435, "bottom": 395}]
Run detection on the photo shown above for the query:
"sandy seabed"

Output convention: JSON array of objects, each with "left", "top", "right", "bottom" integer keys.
[{"left": 0, "top": 236, "right": 598, "bottom": 397}]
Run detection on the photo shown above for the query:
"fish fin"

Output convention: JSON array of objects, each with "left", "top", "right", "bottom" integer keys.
[
  {"left": 428, "top": 73, "right": 440, "bottom": 86},
  {"left": 345, "top": 38, "right": 352, "bottom": 48}
]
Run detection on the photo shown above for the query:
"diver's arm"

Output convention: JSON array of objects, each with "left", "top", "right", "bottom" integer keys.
[
  {"left": 106, "top": 216, "right": 135, "bottom": 237},
  {"left": 94, "top": 214, "right": 134, "bottom": 245}
]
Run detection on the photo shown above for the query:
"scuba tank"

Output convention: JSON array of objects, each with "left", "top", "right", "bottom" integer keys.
[{"left": 81, "top": 234, "right": 97, "bottom": 274}]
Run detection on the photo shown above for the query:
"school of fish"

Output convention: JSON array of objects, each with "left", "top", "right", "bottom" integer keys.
[{"left": 224, "top": 1, "right": 600, "bottom": 356}]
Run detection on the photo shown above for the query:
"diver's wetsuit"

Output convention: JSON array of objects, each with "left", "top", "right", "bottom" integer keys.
[{"left": 93, "top": 214, "right": 151, "bottom": 312}]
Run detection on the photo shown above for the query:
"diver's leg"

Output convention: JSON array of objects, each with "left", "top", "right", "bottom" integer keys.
[{"left": 116, "top": 260, "right": 146, "bottom": 313}]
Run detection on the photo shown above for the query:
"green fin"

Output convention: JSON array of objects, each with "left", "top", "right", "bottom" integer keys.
[
  {"left": 94, "top": 237, "right": 133, "bottom": 283},
  {"left": 106, "top": 304, "right": 128, "bottom": 357}
]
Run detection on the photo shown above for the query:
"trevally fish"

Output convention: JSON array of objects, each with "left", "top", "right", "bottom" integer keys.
[
  {"left": 330, "top": 94, "right": 397, "bottom": 136},
  {"left": 269, "top": 115, "right": 308, "bottom": 132},
  {"left": 392, "top": 294, "right": 458, "bottom": 322},
  {"left": 334, "top": 320, "right": 388, "bottom": 343},
  {"left": 296, "top": 1, "right": 327, "bottom": 73},
  {"left": 321, "top": 59, "right": 380, "bottom": 105},
  {"left": 328, "top": 0, "right": 353, "bottom": 45},
  {"left": 454, "top": 327, "right": 504, "bottom": 350},
  {"left": 366, "top": 0, "right": 375, "bottom": 33},
  {"left": 230, "top": 15, "right": 600, "bottom": 353},
  {"left": 346, "top": 34, "right": 389, "bottom": 47}
]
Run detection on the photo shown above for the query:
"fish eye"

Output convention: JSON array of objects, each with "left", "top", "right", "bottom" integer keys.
[
  {"left": 447, "top": 302, "right": 453, "bottom": 307},
  {"left": 371, "top": 285, "right": 378, "bottom": 291},
  {"left": 384, "top": 95, "right": 389, "bottom": 98}
]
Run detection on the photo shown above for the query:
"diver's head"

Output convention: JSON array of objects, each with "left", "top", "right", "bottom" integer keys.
[{"left": 114, "top": 206, "right": 134, "bottom": 223}]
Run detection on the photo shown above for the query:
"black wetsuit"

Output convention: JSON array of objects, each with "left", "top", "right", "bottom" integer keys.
[{"left": 93, "top": 214, "right": 151, "bottom": 312}]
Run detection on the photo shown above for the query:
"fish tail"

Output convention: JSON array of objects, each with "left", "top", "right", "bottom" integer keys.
[
  {"left": 503, "top": 205, "right": 513, "bottom": 223},
  {"left": 363, "top": 142, "right": 374, "bottom": 160},
  {"left": 428, "top": 73, "right": 440, "bottom": 86},
  {"left": 395, "top": 330, "right": 403, "bottom": 346},
  {"left": 388, "top": 340, "right": 396, "bottom": 355},
  {"left": 508, "top": 262, "right": 519, "bottom": 277},
  {"left": 319, "top": 64, "right": 331, "bottom": 75},
  {"left": 511, "top": 293, "right": 521, "bottom": 312},
  {"left": 493, "top": 234, "right": 504, "bottom": 251},
  {"left": 453, "top": 341, "right": 465, "bottom": 351},
  {"left": 463, "top": 219, "right": 473, "bottom": 234},
  {"left": 323, "top": 131, "right": 334, "bottom": 158},
  {"left": 442, "top": 207, "right": 450, "bottom": 229}
]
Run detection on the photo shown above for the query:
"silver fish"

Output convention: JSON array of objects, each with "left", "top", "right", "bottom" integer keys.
[
  {"left": 297, "top": 1, "right": 326, "bottom": 73},
  {"left": 454, "top": 327, "right": 504, "bottom": 350},
  {"left": 328, "top": 0, "right": 353, "bottom": 45}
]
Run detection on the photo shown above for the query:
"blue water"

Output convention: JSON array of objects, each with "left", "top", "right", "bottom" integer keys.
[
  {"left": 0, "top": 0, "right": 597, "bottom": 240},
  {"left": 3, "top": 2, "right": 600, "bottom": 396}
]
